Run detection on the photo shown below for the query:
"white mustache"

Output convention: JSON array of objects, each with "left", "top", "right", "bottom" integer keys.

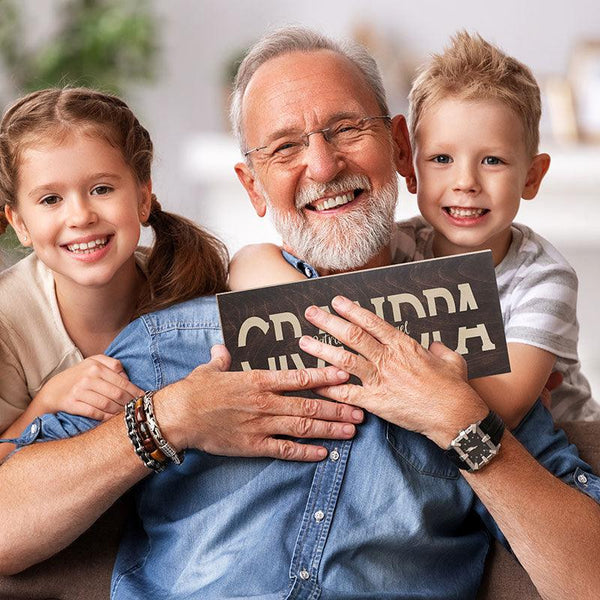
[{"left": 295, "top": 174, "right": 372, "bottom": 210}]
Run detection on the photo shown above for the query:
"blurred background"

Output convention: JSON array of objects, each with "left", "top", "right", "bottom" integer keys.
[{"left": 1, "top": 0, "right": 599, "bottom": 398}]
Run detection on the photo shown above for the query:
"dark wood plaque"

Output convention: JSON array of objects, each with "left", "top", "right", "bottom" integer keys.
[{"left": 217, "top": 250, "right": 510, "bottom": 380}]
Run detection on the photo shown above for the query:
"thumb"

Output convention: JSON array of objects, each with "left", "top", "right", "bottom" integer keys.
[
  {"left": 429, "top": 341, "right": 468, "bottom": 379},
  {"left": 207, "top": 344, "right": 232, "bottom": 372}
]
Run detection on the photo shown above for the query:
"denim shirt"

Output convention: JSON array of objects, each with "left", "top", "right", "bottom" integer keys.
[{"left": 8, "top": 294, "right": 600, "bottom": 600}]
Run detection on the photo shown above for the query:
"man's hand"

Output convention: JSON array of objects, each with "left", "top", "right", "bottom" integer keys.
[
  {"left": 299, "top": 295, "right": 488, "bottom": 448},
  {"left": 154, "top": 344, "right": 364, "bottom": 462},
  {"left": 34, "top": 356, "right": 142, "bottom": 420}
]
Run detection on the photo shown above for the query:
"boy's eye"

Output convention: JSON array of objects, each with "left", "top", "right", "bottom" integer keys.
[
  {"left": 91, "top": 185, "right": 113, "bottom": 195},
  {"left": 40, "top": 195, "right": 61, "bottom": 206},
  {"left": 482, "top": 156, "right": 503, "bottom": 165},
  {"left": 432, "top": 155, "right": 452, "bottom": 164}
]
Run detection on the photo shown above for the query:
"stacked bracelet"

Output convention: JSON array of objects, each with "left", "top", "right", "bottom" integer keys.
[
  {"left": 124, "top": 390, "right": 184, "bottom": 473},
  {"left": 142, "top": 390, "right": 184, "bottom": 465},
  {"left": 125, "top": 399, "right": 166, "bottom": 472}
]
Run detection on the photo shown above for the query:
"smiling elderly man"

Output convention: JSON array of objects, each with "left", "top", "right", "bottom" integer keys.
[{"left": 1, "top": 26, "right": 599, "bottom": 600}]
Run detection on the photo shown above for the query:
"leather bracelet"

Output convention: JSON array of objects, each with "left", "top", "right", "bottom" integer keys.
[{"left": 125, "top": 399, "right": 166, "bottom": 473}]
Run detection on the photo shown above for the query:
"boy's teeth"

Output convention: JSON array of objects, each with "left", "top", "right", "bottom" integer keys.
[
  {"left": 67, "top": 238, "right": 108, "bottom": 253},
  {"left": 447, "top": 207, "right": 486, "bottom": 218},
  {"left": 314, "top": 192, "right": 354, "bottom": 212}
]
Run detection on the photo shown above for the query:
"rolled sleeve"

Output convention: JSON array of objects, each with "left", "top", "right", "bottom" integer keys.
[
  {"left": 1, "top": 411, "right": 99, "bottom": 451},
  {"left": 476, "top": 400, "right": 600, "bottom": 545}
]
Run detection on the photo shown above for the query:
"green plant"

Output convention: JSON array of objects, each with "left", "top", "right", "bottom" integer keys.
[{"left": 0, "top": 0, "right": 158, "bottom": 96}]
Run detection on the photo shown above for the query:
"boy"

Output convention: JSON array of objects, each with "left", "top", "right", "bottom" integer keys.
[{"left": 229, "top": 32, "right": 599, "bottom": 425}]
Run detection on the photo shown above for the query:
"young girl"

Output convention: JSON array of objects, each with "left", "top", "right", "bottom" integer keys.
[{"left": 0, "top": 87, "right": 228, "bottom": 459}]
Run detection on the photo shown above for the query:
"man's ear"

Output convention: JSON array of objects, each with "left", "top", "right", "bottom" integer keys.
[
  {"left": 522, "top": 153, "right": 551, "bottom": 200},
  {"left": 4, "top": 205, "right": 32, "bottom": 247},
  {"left": 391, "top": 115, "right": 414, "bottom": 180},
  {"left": 234, "top": 162, "right": 267, "bottom": 217}
]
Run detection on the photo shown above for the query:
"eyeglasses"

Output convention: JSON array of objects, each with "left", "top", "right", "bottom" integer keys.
[{"left": 243, "top": 115, "right": 391, "bottom": 164}]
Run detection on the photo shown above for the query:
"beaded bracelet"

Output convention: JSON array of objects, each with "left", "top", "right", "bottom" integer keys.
[
  {"left": 142, "top": 390, "right": 185, "bottom": 465},
  {"left": 124, "top": 399, "right": 166, "bottom": 473}
]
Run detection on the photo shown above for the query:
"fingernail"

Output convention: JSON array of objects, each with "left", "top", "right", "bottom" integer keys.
[
  {"left": 337, "top": 370, "right": 349, "bottom": 380},
  {"left": 317, "top": 447, "right": 328, "bottom": 458},
  {"left": 343, "top": 424, "right": 355, "bottom": 435},
  {"left": 332, "top": 295, "right": 348, "bottom": 308},
  {"left": 305, "top": 306, "right": 317, "bottom": 318},
  {"left": 352, "top": 409, "right": 363, "bottom": 421},
  {"left": 299, "top": 335, "right": 312, "bottom": 348}
]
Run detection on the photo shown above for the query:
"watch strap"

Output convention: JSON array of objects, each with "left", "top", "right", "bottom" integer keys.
[{"left": 479, "top": 410, "right": 505, "bottom": 445}]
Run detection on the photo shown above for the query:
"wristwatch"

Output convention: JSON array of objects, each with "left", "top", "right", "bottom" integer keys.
[{"left": 444, "top": 411, "right": 505, "bottom": 472}]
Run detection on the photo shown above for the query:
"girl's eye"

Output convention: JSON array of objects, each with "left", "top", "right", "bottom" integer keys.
[
  {"left": 41, "top": 195, "right": 61, "bottom": 206},
  {"left": 432, "top": 155, "right": 452, "bottom": 164},
  {"left": 91, "top": 185, "right": 113, "bottom": 195},
  {"left": 483, "top": 156, "right": 503, "bottom": 165}
]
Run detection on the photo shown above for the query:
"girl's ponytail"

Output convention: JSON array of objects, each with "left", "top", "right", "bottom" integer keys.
[{"left": 135, "top": 195, "right": 228, "bottom": 317}]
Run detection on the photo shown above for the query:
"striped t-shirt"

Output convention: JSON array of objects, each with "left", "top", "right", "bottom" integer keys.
[{"left": 389, "top": 215, "right": 599, "bottom": 421}]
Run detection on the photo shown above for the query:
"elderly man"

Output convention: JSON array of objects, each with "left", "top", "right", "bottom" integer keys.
[{"left": 1, "top": 27, "right": 599, "bottom": 600}]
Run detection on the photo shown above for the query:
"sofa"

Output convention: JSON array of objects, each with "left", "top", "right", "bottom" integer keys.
[{"left": 0, "top": 421, "right": 598, "bottom": 600}]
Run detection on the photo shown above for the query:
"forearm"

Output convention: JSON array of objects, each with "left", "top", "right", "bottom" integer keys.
[
  {"left": 0, "top": 414, "right": 147, "bottom": 575},
  {"left": 0, "top": 399, "right": 56, "bottom": 461},
  {"left": 465, "top": 432, "right": 600, "bottom": 600}
]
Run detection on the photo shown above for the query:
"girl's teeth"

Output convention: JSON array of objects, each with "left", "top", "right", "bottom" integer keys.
[{"left": 67, "top": 238, "right": 107, "bottom": 253}]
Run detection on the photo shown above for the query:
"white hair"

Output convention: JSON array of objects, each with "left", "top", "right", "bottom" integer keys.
[{"left": 229, "top": 25, "right": 389, "bottom": 155}]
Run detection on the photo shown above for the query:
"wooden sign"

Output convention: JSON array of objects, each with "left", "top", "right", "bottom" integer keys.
[{"left": 217, "top": 250, "right": 510, "bottom": 380}]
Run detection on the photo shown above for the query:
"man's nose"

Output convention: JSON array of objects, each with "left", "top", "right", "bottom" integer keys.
[
  {"left": 453, "top": 162, "right": 481, "bottom": 194},
  {"left": 302, "top": 132, "right": 346, "bottom": 183},
  {"left": 65, "top": 196, "right": 98, "bottom": 227}
]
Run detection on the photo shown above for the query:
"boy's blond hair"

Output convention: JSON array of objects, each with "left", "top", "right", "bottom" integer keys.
[{"left": 408, "top": 31, "right": 541, "bottom": 156}]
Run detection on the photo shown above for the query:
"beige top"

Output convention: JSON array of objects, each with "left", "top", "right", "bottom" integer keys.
[{"left": 0, "top": 250, "right": 147, "bottom": 431}]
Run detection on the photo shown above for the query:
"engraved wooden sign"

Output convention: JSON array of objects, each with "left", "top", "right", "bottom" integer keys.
[{"left": 217, "top": 250, "right": 510, "bottom": 380}]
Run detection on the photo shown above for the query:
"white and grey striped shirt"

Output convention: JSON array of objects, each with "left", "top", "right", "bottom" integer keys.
[{"left": 390, "top": 216, "right": 599, "bottom": 421}]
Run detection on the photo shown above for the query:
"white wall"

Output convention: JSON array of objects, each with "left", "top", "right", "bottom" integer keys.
[{"left": 3, "top": 0, "right": 600, "bottom": 399}]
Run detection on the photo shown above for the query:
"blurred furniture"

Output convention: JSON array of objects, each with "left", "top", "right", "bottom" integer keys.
[{"left": 0, "top": 422, "right": 598, "bottom": 600}]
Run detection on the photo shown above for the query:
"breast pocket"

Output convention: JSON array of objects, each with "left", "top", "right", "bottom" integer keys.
[{"left": 386, "top": 423, "right": 459, "bottom": 479}]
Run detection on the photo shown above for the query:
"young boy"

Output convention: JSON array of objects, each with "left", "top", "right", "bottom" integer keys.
[{"left": 229, "top": 32, "right": 599, "bottom": 426}]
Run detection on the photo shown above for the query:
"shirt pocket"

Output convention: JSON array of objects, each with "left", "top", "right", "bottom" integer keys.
[{"left": 385, "top": 423, "right": 459, "bottom": 479}]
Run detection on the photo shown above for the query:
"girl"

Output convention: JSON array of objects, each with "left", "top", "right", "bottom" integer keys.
[{"left": 0, "top": 87, "right": 228, "bottom": 459}]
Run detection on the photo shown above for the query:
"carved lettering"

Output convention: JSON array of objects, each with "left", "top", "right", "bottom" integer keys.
[
  {"left": 387, "top": 293, "right": 427, "bottom": 321},
  {"left": 238, "top": 316, "right": 270, "bottom": 348},
  {"left": 455, "top": 324, "right": 496, "bottom": 355},
  {"left": 422, "top": 288, "right": 457, "bottom": 316}
]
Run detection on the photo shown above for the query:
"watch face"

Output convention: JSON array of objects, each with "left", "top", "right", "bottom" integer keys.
[{"left": 452, "top": 424, "right": 499, "bottom": 471}]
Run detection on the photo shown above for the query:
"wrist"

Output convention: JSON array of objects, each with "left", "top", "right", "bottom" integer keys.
[
  {"left": 151, "top": 381, "right": 189, "bottom": 452},
  {"left": 428, "top": 386, "right": 490, "bottom": 449}
]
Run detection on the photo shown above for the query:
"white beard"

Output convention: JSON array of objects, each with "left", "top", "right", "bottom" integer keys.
[{"left": 264, "top": 173, "right": 398, "bottom": 273}]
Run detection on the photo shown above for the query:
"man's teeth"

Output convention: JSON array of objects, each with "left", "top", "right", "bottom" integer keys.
[
  {"left": 67, "top": 238, "right": 108, "bottom": 253},
  {"left": 447, "top": 207, "right": 487, "bottom": 218},
  {"left": 313, "top": 192, "right": 354, "bottom": 212}
]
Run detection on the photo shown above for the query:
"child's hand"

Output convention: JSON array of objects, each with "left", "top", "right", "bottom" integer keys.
[{"left": 34, "top": 356, "right": 142, "bottom": 421}]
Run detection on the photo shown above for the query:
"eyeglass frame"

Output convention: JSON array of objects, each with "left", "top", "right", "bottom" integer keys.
[{"left": 243, "top": 115, "right": 392, "bottom": 159}]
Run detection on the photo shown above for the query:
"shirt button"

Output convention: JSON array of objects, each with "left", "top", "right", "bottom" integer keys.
[
  {"left": 299, "top": 569, "right": 310, "bottom": 580},
  {"left": 303, "top": 266, "right": 313, "bottom": 278},
  {"left": 577, "top": 473, "right": 588, "bottom": 485},
  {"left": 329, "top": 449, "right": 340, "bottom": 461},
  {"left": 314, "top": 510, "right": 325, "bottom": 522},
  {"left": 30, "top": 422, "right": 39, "bottom": 435}
]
